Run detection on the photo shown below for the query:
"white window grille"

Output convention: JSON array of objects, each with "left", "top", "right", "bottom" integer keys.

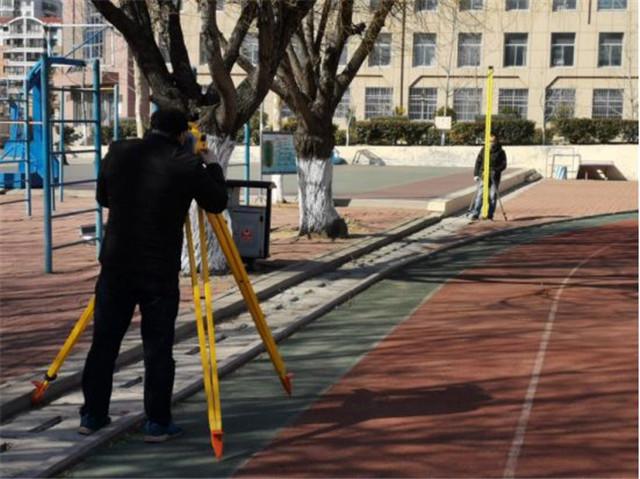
[
  {"left": 458, "top": 33, "right": 481, "bottom": 67},
  {"left": 506, "top": 0, "right": 528, "bottom": 10},
  {"left": 504, "top": 33, "right": 527, "bottom": 67},
  {"left": 598, "top": 33, "right": 623, "bottom": 67},
  {"left": 453, "top": 88, "right": 482, "bottom": 122},
  {"left": 545, "top": 88, "right": 576, "bottom": 120},
  {"left": 552, "top": 0, "right": 576, "bottom": 10},
  {"left": 498, "top": 89, "right": 528, "bottom": 118},
  {"left": 365, "top": 87, "right": 393, "bottom": 119},
  {"left": 369, "top": 33, "right": 391, "bottom": 67},
  {"left": 408, "top": 87, "right": 437, "bottom": 120},
  {"left": 597, "top": 0, "right": 626, "bottom": 9},
  {"left": 592, "top": 89, "right": 623, "bottom": 118}
]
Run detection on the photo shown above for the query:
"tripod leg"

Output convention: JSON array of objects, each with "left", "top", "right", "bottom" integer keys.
[
  {"left": 496, "top": 188, "right": 508, "bottom": 221},
  {"left": 206, "top": 212, "right": 292, "bottom": 396},
  {"left": 31, "top": 296, "right": 96, "bottom": 404},
  {"left": 196, "top": 209, "right": 223, "bottom": 459},
  {"left": 184, "top": 216, "right": 218, "bottom": 458}
]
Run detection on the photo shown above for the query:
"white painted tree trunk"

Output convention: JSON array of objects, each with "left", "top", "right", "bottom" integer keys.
[
  {"left": 271, "top": 174, "right": 285, "bottom": 203},
  {"left": 134, "top": 61, "right": 146, "bottom": 138},
  {"left": 180, "top": 135, "right": 235, "bottom": 274},
  {"left": 270, "top": 95, "right": 285, "bottom": 204},
  {"left": 297, "top": 156, "right": 343, "bottom": 236}
]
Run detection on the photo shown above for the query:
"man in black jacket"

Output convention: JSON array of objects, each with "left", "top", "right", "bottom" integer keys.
[
  {"left": 468, "top": 133, "right": 507, "bottom": 220},
  {"left": 79, "top": 109, "right": 228, "bottom": 442}
]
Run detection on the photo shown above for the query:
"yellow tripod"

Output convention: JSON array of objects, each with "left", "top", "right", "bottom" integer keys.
[{"left": 31, "top": 209, "right": 292, "bottom": 459}]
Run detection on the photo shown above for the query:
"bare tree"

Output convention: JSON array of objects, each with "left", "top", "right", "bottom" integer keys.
[
  {"left": 238, "top": 0, "right": 398, "bottom": 237},
  {"left": 90, "top": 0, "right": 313, "bottom": 270}
]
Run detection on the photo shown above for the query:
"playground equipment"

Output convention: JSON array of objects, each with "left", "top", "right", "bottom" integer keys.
[{"left": 0, "top": 53, "right": 120, "bottom": 272}]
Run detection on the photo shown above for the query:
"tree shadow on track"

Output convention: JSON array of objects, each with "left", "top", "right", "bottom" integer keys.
[{"left": 263, "top": 383, "right": 493, "bottom": 448}]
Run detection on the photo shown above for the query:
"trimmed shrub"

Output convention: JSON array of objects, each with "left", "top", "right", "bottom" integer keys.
[
  {"left": 621, "top": 120, "right": 638, "bottom": 143},
  {"left": 592, "top": 119, "right": 620, "bottom": 144},
  {"left": 101, "top": 118, "right": 142, "bottom": 144},
  {"left": 354, "top": 117, "right": 436, "bottom": 145},
  {"left": 448, "top": 119, "right": 535, "bottom": 145},
  {"left": 436, "top": 106, "right": 456, "bottom": 122},
  {"left": 553, "top": 118, "right": 596, "bottom": 144}
]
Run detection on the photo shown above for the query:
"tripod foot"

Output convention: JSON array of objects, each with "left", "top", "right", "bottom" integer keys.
[
  {"left": 211, "top": 430, "right": 223, "bottom": 460},
  {"left": 281, "top": 373, "right": 293, "bottom": 397},
  {"left": 31, "top": 380, "right": 49, "bottom": 405}
]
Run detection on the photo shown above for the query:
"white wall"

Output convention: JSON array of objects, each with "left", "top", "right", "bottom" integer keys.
[{"left": 231, "top": 144, "right": 638, "bottom": 181}]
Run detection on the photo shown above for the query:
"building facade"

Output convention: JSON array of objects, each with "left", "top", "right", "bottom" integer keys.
[
  {"left": 184, "top": 0, "right": 638, "bottom": 129},
  {"left": 0, "top": 0, "right": 62, "bottom": 97}
]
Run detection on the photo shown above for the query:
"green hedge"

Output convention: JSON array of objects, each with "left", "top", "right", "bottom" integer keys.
[
  {"left": 101, "top": 118, "right": 142, "bottom": 144},
  {"left": 354, "top": 117, "right": 437, "bottom": 145},
  {"left": 554, "top": 118, "right": 638, "bottom": 144},
  {"left": 448, "top": 119, "right": 536, "bottom": 145}
]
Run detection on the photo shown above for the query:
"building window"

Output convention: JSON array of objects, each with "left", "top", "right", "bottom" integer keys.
[
  {"left": 506, "top": 0, "right": 528, "bottom": 9},
  {"left": 412, "top": 33, "right": 436, "bottom": 67},
  {"left": 408, "top": 87, "right": 437, "bottom": 120},
  {"left": 415, "top": 0, "right": 437, "bottom": 11},
  {"left": 370, "top": 0, "right": 381, "bottom": 9},
  {"left": 545, "top": 88, "right": 575, "bottom": 120},
  {"left": 241, "top": 33, "right": 259, "bottom": 66},
  {"left": 335, "top": 88, "right": 351, "bottom": 118},
  {"left": 504, "top": 33, "right": 527, "bottom": 67},
  {"left": 597, "top": 0, "right": 626, "bottom": 9},
  {"left": 369, "top": 33, "right": 391, "bottom": 67},
  {"left": 459, "top": 0, "right": 483, "bottom": 10},
  {"left": 458, "top": 33, "right": 481, "bottom": 67},
  {"left": 365, "top": 87, "right": 393, "bottom": 119},
  {"left": 550, "top": 33, "right": 575, "bottom": 67},
  {"left": 83, "top": 1, "right": 104, "bottom": 61},
  {"left": 454, "top": 88, "right": 482, "bottom": 122},
  {"left": 592, "top": 89, "right": 623, "bottom": 118},
  {"left": 552, "top": 0, "right": 576, "bottom": 10},
  {"left": 498, "top": 89, "right": 528, "bottom": 118},
  {"left": 598, "top": 33, "right": 623, "bottom": 67},
  {"left": 216, "top": 0, "right": 224, "bottom": 9}
]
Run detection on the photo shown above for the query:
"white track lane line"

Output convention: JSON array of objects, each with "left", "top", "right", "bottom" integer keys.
[{"left": 502, "top": 245, "right": 610, "bottom": 479}]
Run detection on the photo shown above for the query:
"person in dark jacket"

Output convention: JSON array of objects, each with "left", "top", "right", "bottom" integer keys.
[
  {"left": 468, "top": 133, "right": 507, "bottom": 220},
  {"left": 78, "top": 109, "right": 228, "bottom": 442}
]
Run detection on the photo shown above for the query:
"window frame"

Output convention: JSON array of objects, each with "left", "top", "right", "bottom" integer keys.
[
  {"left": 459, "top": 0, "right": 483, "bottom": 10},
  {"left": 545, "top": 88, "right": 576, "bottom": 121},
  {"left": 457, "top": 32, "right": 482, "bottom": 68},
  {"left": 453, "top": 88, "right": 483, "bottom": 122},
  {"left": 552, "top": 0, "right": 577, "bottom": 11},
  {"left": 412, "top": 33, "right": 436, "bottom": 67},
  {"left": 592, "top": 89, "right": 623, "bottom": 118},
  {"left": 408, "top": 87, "right": 438, "bottom": 120},
  {"left": 503, "top": 33, "right": 528, "bottom": 67},
  {"left": 550, "top": 32, "right": 576, "bottom": 67},
  {"left": 415, "top": 0, "right": 438, "bottom": 11},
  {"left": 505, "top": 0, "right": 529, "bottom": 10},
  {"left": 364, "top": 87, "right": 393, "bottom": 119},
  {"left": 597, "top": 0, "right": 627, "bottom": 10},
  {"left": 598, "top": 32, "right": 623, "bottom": 67},
  {"left": 498, "top": 88, "right": 528, "bottom": 118},
  {"left": 368, "top": 32, "right": 392, "bottom": 67}
]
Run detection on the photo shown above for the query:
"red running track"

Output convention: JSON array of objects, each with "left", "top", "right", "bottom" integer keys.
[{"left": 237, "top": 219, "right": 638, "bottom": 478}]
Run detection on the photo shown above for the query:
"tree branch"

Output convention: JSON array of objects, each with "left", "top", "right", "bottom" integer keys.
[
  {"left": 222, "top": 0, "right": 258, "bottom": 72},
  {"left": 335, "top": 0, "right": 396, "bottom": 98}
]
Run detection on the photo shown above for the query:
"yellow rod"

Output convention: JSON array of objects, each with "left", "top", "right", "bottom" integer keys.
[{"left": 482, "top": 66, "right": 494, "bottom": 219}]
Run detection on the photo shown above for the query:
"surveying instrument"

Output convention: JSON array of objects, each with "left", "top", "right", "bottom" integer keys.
[{"left": 31, "top": 124, "right": 293, "bottom": 460}]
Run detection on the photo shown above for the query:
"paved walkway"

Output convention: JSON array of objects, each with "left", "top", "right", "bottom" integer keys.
[{"left": 66, "top": 213, "right": 637, "bottom": 478}]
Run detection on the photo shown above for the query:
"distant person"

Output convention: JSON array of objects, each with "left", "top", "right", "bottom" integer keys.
[
  {"left": 79, "top": 109, "right": 228, "bottom": 442},
  {"left": 468, "top": 133, "right": 507, "bottom": 220}
]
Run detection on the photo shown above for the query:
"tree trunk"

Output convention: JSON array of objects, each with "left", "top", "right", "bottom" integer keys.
[
  {"left": 180, "top": 134, "right": 235, "bottom": 274},
  {"left": 296, "top": 156, "right": 348, "bottom": 238},
  {"left": 271, "top": 95, "right": 285, "bottom": 203},
  {"left": 134, "top": 60, "right": 147, "bottom": 138}
]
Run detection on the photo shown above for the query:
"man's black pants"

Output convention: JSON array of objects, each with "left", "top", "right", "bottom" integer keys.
[{"left": 81, "top": 269, "right": 180, "bottom": 426}]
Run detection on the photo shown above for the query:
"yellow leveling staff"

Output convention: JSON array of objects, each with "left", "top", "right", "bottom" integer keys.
[{"left": 481, "top": 66, "right": 494, "bottom": 219}]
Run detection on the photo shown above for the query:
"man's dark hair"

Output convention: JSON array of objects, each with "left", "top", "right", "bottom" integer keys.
[{"left": 150, "top": 109, "right": 189, "bottom": 138}]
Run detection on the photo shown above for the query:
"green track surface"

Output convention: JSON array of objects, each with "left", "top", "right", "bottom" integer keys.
[{"left": 65, "top": 212, "right": 636, "bottom": 478}]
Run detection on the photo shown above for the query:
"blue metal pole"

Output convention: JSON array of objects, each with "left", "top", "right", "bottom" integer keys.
[
  {"left": 93, "top": 59, "right": 103, "bottom": 257},
  {"left": 41, "top": 56, "right": 52, "bottom": 273},
  {"left": 59, "top": 89, "right": 64, "bottom": 202},
  {"left": 244, "top": 122, "right": 250, "bottom": 205},
  {"left": 23, "top": 81, "right": 31, "bottom": 217},
  {"left": 113, "top": 83, "right": 120, "bottom": 141}
]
